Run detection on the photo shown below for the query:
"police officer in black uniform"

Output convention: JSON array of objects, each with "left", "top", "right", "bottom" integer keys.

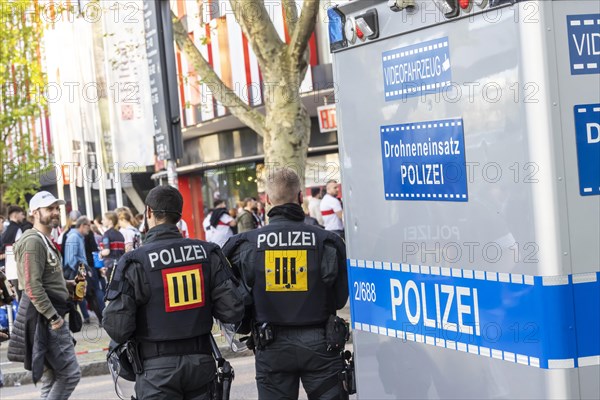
[
  {"left": 103, "top": 185, "right": 244, "bottom": 399},
  {"left": 223, "top": 168, "right": 349, "bottom": 399}
]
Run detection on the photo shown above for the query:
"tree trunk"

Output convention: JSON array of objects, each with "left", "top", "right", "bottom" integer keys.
[{"left": 262, "top": 58, "right": 311, "bottom": 180}]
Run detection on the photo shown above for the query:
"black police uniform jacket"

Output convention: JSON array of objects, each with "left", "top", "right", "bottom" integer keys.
[
  {"left": 103, "top": 224, "right": 244, "bottom": 344},
  {"left": 223, "top": 204, "right": 348, "bottom": 328}
]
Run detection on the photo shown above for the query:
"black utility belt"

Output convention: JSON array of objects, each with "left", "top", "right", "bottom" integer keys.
[
  {"left": 140, "top": 334, "right": 211, "bottom": 360},
  {"left": 271, "top": 323, "right": 327, "bottom": 331}
]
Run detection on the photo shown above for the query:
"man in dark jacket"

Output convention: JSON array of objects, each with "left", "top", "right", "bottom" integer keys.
[
  {"left": 1, "top": 205, "right": 25, "bottom": 248},
  {"left": 237, "top": 197, "right": 261, "bottom": 233},
  {"left": 103, "top": 185, "right": 245, "bottom": 399},
  {"left": 8, "top": 191, "right": 80, "bottom": 397},
  {"left": 0, "top": 206, "right": 26, "bottom": 275},
  {"left": 223, "top": 168, "right": 349, "bottom": 399}
]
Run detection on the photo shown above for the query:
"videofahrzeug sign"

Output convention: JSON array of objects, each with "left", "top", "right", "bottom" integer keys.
[
  {"left": 382, "top": 37, "right": 452, "bottom": 101},
  {"left": 567, "top": 14, "right": 600, "bottom": 75}
]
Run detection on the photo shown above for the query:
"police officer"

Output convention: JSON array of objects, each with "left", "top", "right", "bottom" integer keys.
[
  {"left": 103, "top": 185, "right": 244, "bottom": 399},
  {"left": 223, "top": 168, "right": 349, "bottom": 399}
]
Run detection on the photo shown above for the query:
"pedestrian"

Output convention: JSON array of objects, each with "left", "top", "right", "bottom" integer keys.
[
  {"left": 2, "top": 205, "right": 28, "bottom": 298},
  {"left": 302, "top": 198, "right": 322, "bottom": 227},
  {"left": 115, "top": 207, "right": 141, "bottom": 252},
  {"left": 59, "top": 210, "right": 82, "bottom": 259},
  {"left": 2, "top": 206, "right": 26, "bottom": 246},
  {"left": 255, "top": 201, "right": 266, "bottom": 226},
  {"left": 7, "top": 191, "right": 81, "bottom": 397},
  {"left": 103, "top": 185, "right": 245, "bottom": 399},
  {"left": 320, "top": 180, "right": 345, "bottom": 240},
  {"left": 237, "top": 197, "right": 261, "bottom": 233},
  {"left": 21, "top": 214, "right": 34, "bottom": 232},
  {"left": 64, "top": 216, "right": 103, "bottom": 325},
  {"left": 100, "top": 211, "right": 125, "bottom": 287},
  {"left": 223, "top": 168, "right": 349, "bottom": 400},
  {"left": 204, "top": 199, "right": 236, "bottom": 247},
  {"left": 308, "top": 187, "right": 324, "bottom": 226},
  {"left": 91, "top": 216, "right": 104, "bottom": 245},
  {"left": 176, "top": 218, "right": 190, "bottom": 238},
  {"left": 1, "top": 206, "right": 26, "bottom": 267}
]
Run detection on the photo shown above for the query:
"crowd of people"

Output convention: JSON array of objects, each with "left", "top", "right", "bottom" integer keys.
[
  {"left": 0, "top": 205, "right": 148, "bottom": 328},
  {"left": 0, "top": 177, "right": 349, "bottom": 398},
  {"left": 202, "top": 179, "right": 345, "bottom": 248}
]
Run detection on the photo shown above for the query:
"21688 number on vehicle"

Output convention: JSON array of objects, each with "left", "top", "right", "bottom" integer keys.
[{"left": 354, "top": 281, "right": 376, "bottom": 302}]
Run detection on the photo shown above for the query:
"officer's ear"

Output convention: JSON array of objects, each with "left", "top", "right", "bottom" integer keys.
[
  {"left": 265, "top": 194, "right": 272, "bottom": 206},
  {"left": 297, "top": 191, "right": 303, "bottom": 205}
]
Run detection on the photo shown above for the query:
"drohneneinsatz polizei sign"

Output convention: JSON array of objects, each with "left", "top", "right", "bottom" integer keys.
[{"left": 380, "top": 118, "right": 468, "bottom": 202}]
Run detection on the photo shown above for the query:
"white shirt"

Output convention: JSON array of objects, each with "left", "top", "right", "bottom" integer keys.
[
  {"left": 120, "top": 226, "right": 141, "bottom": 251},
  {"left": 320, "top": 194, "right": 343, "bottom": 231},
  {"left": 213, "top": 213, "right": 233, "bottom": 247},
  {"left": 177, "top": 219, "right": 189, "bottom": 238},
  {"left": 203, "top": 214, "right": 213, "bottom": 242},
  {"left": 204, "top": 212, "right": 233, "bottom": 248},
  {"left": 308, "top": 197, "right": 324, "bottom": 225}
]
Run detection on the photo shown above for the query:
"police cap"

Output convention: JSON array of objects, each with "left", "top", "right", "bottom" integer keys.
[{"left": 145, "top": 185, "right": 183, "bottom": 217}]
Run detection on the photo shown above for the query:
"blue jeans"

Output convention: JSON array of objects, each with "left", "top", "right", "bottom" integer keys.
[
  {"left": 40, "top": 321, "right": 81, "bottom": 399},
  {"left": 79, "top": 299, "right": 89, "bottom": 321}
]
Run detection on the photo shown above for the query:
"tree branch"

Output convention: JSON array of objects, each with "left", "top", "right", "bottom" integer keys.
[
  {"left": 287, "top": 0, "right": 319, "bottom": 68},
  {"left": 229, "top": 0, "right": 285, "bottom": 72},
  {"left": 171, "top": 12, "right": 265, "bottom": 136},
  {"left": 282, "top": 0, "right": 298, "bottom": 36}
]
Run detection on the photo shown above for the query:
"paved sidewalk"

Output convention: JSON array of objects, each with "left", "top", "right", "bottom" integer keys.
[
  {"left": 0, "top": 322, "right": 252, "bottom": 387},
  {"left": 1, "top": 305, "right": 352, "bottom": 387}
]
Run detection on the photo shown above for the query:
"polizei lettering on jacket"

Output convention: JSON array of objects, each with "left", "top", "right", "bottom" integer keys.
[
  {"left": 257, "top": 231, "right": 316, "bottom": 249},
  {"left": 148, "top": 244, "right": 208, "bottom": 269}
]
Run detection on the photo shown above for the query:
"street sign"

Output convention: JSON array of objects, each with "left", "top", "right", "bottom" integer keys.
[
  {"left": 144, "top": 0, "right": 183, "bottom": 161},
  {"left": 317, "top": 104, "right": 337, "bottom": 133}
]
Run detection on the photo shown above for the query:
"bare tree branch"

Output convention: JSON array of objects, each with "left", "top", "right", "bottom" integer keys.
[
  {"left": 229, "top": 0, "right": 284, "bottom": 72},
  {"left": 282, "top": 0, "right": 298, "bottom": 35},
  {"left": 287, "top": 0, "right": 319, "bottom": 68},
  {"left": 171, "top": 12, "right": 265, "bottom": 136}
]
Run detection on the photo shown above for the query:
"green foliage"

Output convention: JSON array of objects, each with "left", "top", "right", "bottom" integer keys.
[{"left": 0, "top": 0, "right": 50, "bottom": 210}]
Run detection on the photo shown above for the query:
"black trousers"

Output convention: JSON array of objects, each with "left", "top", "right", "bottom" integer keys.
[
  {"left": 135, "top": 354, "right": 215, "bottom": 400},
  {"left": 255, "top": 326, "right": 345, "bottom": 400}
]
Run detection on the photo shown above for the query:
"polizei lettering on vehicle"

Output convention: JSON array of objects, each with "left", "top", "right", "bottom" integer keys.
[
  {"left": 257, "top": 231, "right": 316, "bottom": 248},
  {"left": 148, "top": 244, "right": 208, "bottom": 269}
]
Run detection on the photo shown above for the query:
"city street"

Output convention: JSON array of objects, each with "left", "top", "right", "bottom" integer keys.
[
  {"left": 1, "top": 355, "right": 288, "bottom": 400},
  {"left": 1, "top": 0, "right": 598, "bottom": 398}
]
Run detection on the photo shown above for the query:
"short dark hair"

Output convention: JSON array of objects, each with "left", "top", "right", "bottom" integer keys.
[
  {"left": 214, "top": 199, "right": 226, "bottom": 208},
  {"left": 145, "top": 185, "right": 183, "bottom": 225},
  {"left": 243, "top": 197, "right": 255, "bottom": 207},
  {"left": 311, "top": 187, "right": 321, "bottom": 197},
  {"left": 7, "top": 205, "right": 24, "bottom": 216}
]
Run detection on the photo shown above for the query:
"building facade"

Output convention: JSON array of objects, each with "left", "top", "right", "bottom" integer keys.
[{"left": 167, "top": 0, "right": 342, "bottom": 239}]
